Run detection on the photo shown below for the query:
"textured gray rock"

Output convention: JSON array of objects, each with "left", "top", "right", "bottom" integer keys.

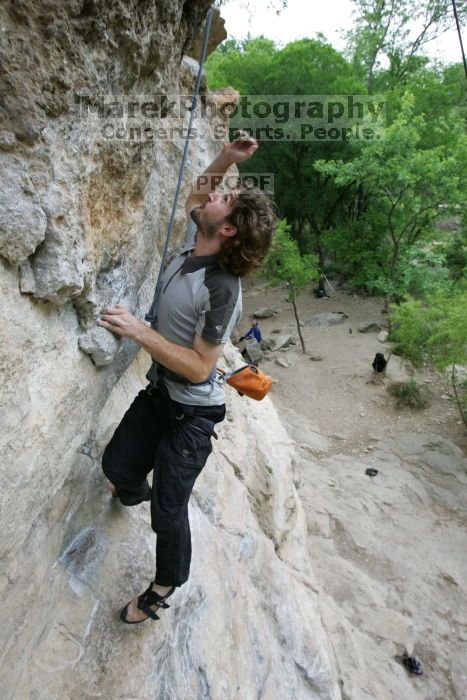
[
  {"left": 0, "top": 1, "right": 339, "bottom": 697},
  {"left": 276, "top": 356, "right": 291, "bottom": 367},
  {"left": 187, "top": 6, "right": 227, "bottom": 59},
  {"left": 253, "top": 307, "right": 277, "bottom": 318},
  {"left": 270, "top": 334, "right": 292, "bottom": 351},
  {"left": 244, "top": 338, "right": 264, "bottom": 363},
  {"left": 0, "top": 155, "right": 47, "bottom": 263},
  {"left": 359, "top": 319, "right": 383, "bottom": 332},
  {"left": 377, "top": 329, "right": 389, "bottom": 342},
  {"left": 0, "top": 130, "right": 17, "bottom": 150},
  {"left": 305, "top": 312, "right": 347, "bottom": 327},
  {"left": 78, "top": 326, "right": 122, "bottom": 366}
]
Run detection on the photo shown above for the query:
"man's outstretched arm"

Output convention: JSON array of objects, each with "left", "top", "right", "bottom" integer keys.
[
  {"left": 185, "top": 132, "right": 258, "bottom": 214},
  {"left": 97, "top": 305, "right": 223, "bottom": 383}
]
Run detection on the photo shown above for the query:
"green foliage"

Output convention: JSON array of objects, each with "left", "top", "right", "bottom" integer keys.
[
  {"left": 205, "top": 37, "right": 277, "bottom": 92},
  {"left": 389, "top": 285, "right": 467, "bottom": 369},
  {"left": 261, "top": 219, "right": 319, "bottom": 298},
  {"left": 206, "top": 36, "right": 364, "bottom": 255},
  {"left": 388, "top": 379, "right": 429, "bottom": 409},
  {"left": 442, "top": 217, "right": 467, "bottom": 282},
  {"left": 206, "top": 18, "right": 466, "bottom": 304},
  {"left": 346, "top": 0, "right": 467, "bottom": 90},
  {"left": 314, "top": 93, "right": 467, "bottom": 301}
]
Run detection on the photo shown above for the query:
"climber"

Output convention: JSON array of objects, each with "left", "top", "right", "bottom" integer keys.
[{"left": 97, "top": 132, "right": 277, "bottom": 624}]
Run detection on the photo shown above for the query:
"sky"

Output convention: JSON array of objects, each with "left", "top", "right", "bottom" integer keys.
[{"left": 219, "top": 0, "right": 464, "bottom": 65}]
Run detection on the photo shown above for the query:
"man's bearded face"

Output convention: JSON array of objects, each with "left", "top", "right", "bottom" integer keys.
[{"left": 190, "top": 191, "right": 238, "bottom": 238}]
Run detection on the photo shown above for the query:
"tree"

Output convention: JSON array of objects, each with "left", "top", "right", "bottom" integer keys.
[
  {"left": 390, "top": 284, "right": 467, "bottom": 427},
  {"left": 314, "top": 93, "right": 467, "bottom": 308},
  {"left": 206, "top": 29, "right": 466, "bottom": 301},
  {"left": 346, "top": 0, "right": 467, "bottom": 90},
  {"left": 261, "top": 220, "right": 319, "bottom": 353}
]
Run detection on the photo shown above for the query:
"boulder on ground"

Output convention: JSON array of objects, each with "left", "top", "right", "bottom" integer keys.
[
  {"left": 270, "top": 335, "right": 291, "bottom": 351},
  {"left": 305, "top": 312, "right": 347, "bottom": 327},
  {"left": 377, "top": 330, "right": 389, "bottom": 343},
  {"left": 244, "top": 339, "right": 264, "bottom": 363},
  {"left": 260, "top": 339, "right": 274, "bottom": 351},
  {"left": 359, "top": 320, "right": 383, "bottom": 333},
  {"left": 253, "top": 307, "right": 276, "bottom": 318}
]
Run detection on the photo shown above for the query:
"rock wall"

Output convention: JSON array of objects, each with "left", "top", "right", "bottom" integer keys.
[{"left": 0, "top": 2, "right": 340, "bottom": 697}]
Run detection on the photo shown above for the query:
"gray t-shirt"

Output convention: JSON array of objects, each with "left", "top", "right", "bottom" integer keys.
[{"left": 146, "top": 217, "right": 242, "bottom": 405}]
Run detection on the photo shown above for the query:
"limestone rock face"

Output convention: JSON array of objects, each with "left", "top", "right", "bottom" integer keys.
[
  {"left": 1, "top": 348, "right": 339, "bottom": 699},
  {"left": 187, "top": 6, "right": 227, "bottom": 60},
  {"left": 0, "top": 1, "right": 339, "bottom": 697}
]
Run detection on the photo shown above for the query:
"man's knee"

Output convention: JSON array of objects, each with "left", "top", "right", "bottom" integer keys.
[{"left": 151, "top": 502, "right": 187, "bottom": 534}]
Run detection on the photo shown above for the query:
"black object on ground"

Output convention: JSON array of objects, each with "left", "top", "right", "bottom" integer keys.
[
  {"left": 372, "top": 352, "right": 387, "bottom": 373},
  {"left": 365, "top": 468, "right": 378, "bottom": 477},
  {"left": 402, "top": 654, "right": 423, "bottom": 676}
]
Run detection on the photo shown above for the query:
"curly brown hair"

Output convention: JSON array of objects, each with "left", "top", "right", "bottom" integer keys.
[{"left": 216, "top": 188, "right": 277, "bottom": 277}]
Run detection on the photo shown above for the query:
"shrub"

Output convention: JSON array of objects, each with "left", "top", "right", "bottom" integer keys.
[{"left": 388, "top": 379, "right": 429, "bottom": 409}]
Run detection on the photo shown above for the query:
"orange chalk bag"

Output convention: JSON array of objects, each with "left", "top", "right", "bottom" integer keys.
[{"left": 217, "top": 365, "right": 273, "bottom": 401}]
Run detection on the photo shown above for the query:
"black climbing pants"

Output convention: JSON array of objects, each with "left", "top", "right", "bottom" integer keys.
[{"left": 102, "top": 383, "right": 225, "bottom": 587}]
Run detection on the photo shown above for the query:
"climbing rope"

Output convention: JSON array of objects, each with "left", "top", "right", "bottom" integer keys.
[{"left": 145, "top": 6, "right": 214, "bottom": 324}]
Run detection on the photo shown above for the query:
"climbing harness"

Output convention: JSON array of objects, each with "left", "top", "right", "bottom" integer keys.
[{"left": 145, "top": 6, "right": 214, "bottom": 325}]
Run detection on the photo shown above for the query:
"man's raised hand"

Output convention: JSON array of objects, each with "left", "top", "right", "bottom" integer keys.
[{"left": 223, "top": 130, "right": 258, "bottom": 164}]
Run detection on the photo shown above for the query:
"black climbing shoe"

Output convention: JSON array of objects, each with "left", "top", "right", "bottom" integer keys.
[
  {"left": 402, "top": 654, "right": 423, "bottom": 676},
  {"left": 120, "top": 583, "right": 176, "bottom": 624},
  {"left": 365, "top": 468, "right": 378, "bottom": 477}
]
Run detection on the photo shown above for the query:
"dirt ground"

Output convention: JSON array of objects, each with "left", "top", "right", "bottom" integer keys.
[
  {"left": 238, "top": 278, "right": 466, "bottom": 456},
  {"left": 237, "top": 278, "right": 467, "bottom": 699}
]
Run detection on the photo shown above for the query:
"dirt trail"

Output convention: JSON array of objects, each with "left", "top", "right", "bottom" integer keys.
[{"left": 239, "top": 278, "right": 465, "bottom": 456}]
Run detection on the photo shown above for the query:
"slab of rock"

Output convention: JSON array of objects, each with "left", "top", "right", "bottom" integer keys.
[
  {"left": 286, "top": 353, "right": 299, "bottom": 366},
  {"left": 359, "top": 320, "right": 383, "bottom": 332},
  {"left": 378, "top": 330, "right": 389, "bottom": 343},
  {"left": 253, "top": 307, "right": 276, "bottom": 318},
  {"left": 270, "top": 334, "right": 292, "bottom": 351},
  {"left": 260, "top": 338, "right": 274, "bottom": 351},
  {"left": 244, "top": 339, "right": 263, "bottom": 363},
  {"left": 78, "top": 327, "right": 121, "bottom": 366},
  {"left": 276, "top": 356, "right": 291, "bottom": 368},
  {"left": 305, "top": 312, "right": 347, "bottom": 327}
]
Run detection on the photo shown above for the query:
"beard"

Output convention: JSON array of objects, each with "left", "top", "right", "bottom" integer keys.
[{"left": 190, "top": 206, "right": 224, "bottom": 239}]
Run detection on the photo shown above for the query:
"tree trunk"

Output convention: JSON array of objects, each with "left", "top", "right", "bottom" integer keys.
[
  {"left": 451, "top": 363, "right": 467, "bottom": 430},
  {"left": 291, "top": 295, "right": 307, "bottom": 354}
]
